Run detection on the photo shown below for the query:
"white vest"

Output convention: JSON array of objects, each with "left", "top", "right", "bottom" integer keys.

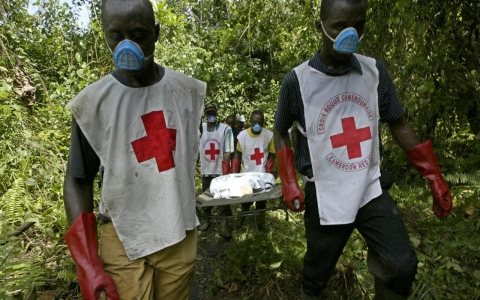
[
  {"left": 237, "top": 129, "right": 273, "bottom": 173},
  {"left": 68, "top": 69, "right": 206, "bottom": 260},
  {"left": 199, "top": 123, "right": 229, "bottom": 175},
  {"left": 295, "top": 54, "right": 382, "bottom": 225}
]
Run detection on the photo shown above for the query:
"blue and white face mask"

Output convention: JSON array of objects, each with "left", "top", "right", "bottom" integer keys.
[
  {"left": 207, "top": 115, "right": 217, "bottom": 123},
  {"left": 113, "top": 40, "right": 153, "bottom": 71},
  {"left": 252, "top": 123, "right": 262, "bottom": 133},
  {"left": 321, "top": 21, "right": 363, "bottom": 54}
]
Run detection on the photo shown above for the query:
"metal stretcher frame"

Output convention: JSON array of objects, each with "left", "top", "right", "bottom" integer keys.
[{"left": 196, "top": 186, "right": 290, "bottom": 221}]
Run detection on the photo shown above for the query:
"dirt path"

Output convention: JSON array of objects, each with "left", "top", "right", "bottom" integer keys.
[{"left": 189, "top": 218, "right": 232, "bottom": 300}]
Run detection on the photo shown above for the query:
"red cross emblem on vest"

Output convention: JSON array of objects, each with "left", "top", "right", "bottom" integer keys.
[
  {"left": 205, "top": 143, "right": 220, "bottom": 160},
  {"left": 330, "top": 116, "right": 372, "bottom": 159},
  {"left": 131, "top": 111, "right": 176, "bottom": 172},
  {"left": 250, "top": 147, "right": 264, "bottom": 165}
]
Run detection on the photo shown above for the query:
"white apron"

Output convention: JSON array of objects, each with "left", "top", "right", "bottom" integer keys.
[
  {"left": 199, "top": 123, "right": 229, "bottom": 175},
  {"left": 237, "top": 129, "right": 273, "bottom": 173},
  {"left": 68, "top": 68, "right": 206, "bottom": 260},
  {"left": 295, "top": 54, "right": 382, "bottom": 225}
]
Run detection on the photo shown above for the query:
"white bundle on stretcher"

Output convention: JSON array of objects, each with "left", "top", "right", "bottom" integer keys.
[{"left": 209, "top": 172, "right": 276, "bottom": 199}]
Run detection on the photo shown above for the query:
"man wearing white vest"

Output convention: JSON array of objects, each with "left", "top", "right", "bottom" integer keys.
[
  {"left": 274, "top": 0, "right": 453, "bottom": 299},
  {"left": 198, "top": 104, "right": 234, "bottom": 236},
  {"left": 62, "top": 0, "right": 205, "bottom": 299},
  {"left": 232, "top": 110, "right": 275, "bottom": 231}
]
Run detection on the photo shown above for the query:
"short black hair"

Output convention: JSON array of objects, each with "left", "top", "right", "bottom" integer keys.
[
  {"left": 320, "top": 0, "right": 367, "bottom": 21},
  {"left": 101, "top": 0, "right": 155, "bottom": 25},
  {"left": 250, "top": 110, "right": 264, "bottom": 120}
]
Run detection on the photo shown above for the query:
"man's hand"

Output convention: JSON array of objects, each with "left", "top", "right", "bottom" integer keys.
[
  {"left": 65, "top": 212, "right": 120, "bottom": 300},
  {"left": 406, "top": 141, "right": 453, "bottom": 218},
  {"left": 277, "top": 147, "right": 305, "bottom": 212}
]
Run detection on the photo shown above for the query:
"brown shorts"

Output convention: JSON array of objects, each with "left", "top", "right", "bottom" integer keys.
[{"left": 100, "top": 223, "right": 197, "bottom": 300}]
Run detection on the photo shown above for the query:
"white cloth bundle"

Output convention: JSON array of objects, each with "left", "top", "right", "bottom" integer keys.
[{"left": 209, "top": 172, "right": 276, "bottom": 199}]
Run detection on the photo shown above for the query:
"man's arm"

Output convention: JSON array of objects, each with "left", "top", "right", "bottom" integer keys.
[
  {"left": 388, "top": 115, "right": 452, "bottom": 218},
  {"left": 222, "top": 152, "right": 231, "bottom": 163},
  {"left": 274, "top": 130, "right": 304, "bottom": 211},
  {"left": 274, "top": 131, "right": 292, "bottom": 151},
  {"left": 233, "top": 149, "right": 242, "bottom": 160},
  {"left": 63, "top": 122, "right": 119, "bottom": 299},
  {"left": 63, "top": 174, "right": 95, "bottom": 226},
  {"left": 222, "top": 126, "right": 234, "bottom": 174},
  {"left": 387, "top": 115, "right": 421, "bottom": 151}
]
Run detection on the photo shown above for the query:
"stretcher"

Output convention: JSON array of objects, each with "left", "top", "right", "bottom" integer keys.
[{"left": 196, "top": 186, "right": 290, "bottom": 220}]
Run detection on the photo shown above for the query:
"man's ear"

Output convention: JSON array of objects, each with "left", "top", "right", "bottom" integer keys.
[
  {"left": 315, "top": 20, "right": 323, "bottom": 33},
  {"left": 154, "top": 21, "right": 160, "bottom": 42}
]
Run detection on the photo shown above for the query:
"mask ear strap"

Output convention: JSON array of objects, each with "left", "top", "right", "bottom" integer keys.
[{"left": 320, "top": 21, "right": 336, "bottom": 42}]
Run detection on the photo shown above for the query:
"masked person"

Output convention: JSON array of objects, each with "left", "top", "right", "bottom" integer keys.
[
  {"left": 274, "top": 0, "right": 452, "bottom": 299},
  {"left": 62, "top": 0, "right": 205, "bottom": 298},
  {"left": 231, "top": 110, "right": 275, "bottom": 231},
  {"left": 198, "top": 104, "right": 234, "bottom": 237}
]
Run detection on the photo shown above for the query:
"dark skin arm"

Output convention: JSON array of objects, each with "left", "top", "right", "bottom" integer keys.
[
  {"left": 233, "top": 149, "right": 242, "bottom": 160},
  {"left": 63, "top": 174, "right": 95, "bottom": 226},
  {"left": 223, "top": 152, "right": 231, "bottom": 163},
  {"left": 387, "top": 115, "right": 421, "bottom": 151},
  {"left": 274, "top": 131, "right": 291, "bottom": 151}
]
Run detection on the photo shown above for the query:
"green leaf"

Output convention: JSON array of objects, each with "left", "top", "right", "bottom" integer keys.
[
  {"left": 269, "top": 261, "right": 282, "bottom": 270},
  {"left": 473, "top": 270, "right": 480, "bottom": 281},
  {"left": 417, "top": 85, "right": 430, "bottom": 95},
  {"left": 410, "top": 237, "right": 421, "bottom": 248},
  {"left": 46, "top": 228, "right": 55, "bottom": 238},
  {"left": 436, "top": 269, "right": 445, "bottom": 277},
  {"left": 76, "top": 69, "right": 84, "bottom": 78},
  {"left": 26, "top": 178, "right": 37, "bottom": 186},
  {"left": 51, "top": 184, "right": 62, "bottom": 193}
]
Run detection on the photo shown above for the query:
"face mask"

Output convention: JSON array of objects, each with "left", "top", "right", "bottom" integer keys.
[
  {"left": 113, "top": 40, "right": 153, "bottom": 71},
  {"left": 321, "top": 21, "right": 363, "bottom": 54},
  {"left": 252, "top": 124, "right": 262, "bottom": 133},
  {"left": 207, "top": 115, "right": 217, "bottom": 123}
]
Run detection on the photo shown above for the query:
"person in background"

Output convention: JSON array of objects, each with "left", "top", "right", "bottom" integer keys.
[
  {"left": 233, "top": 115, "right": 245, "bottom": 149},
  {"left": 225, "top": 114, "right": 235, "bottom": 129},
  {"left": 236, "top": 115, "right": 246, "bottom": 130},
  {"left": 232, "top": 110, "right": 275, "bottom": 231},
  {"left": 198, "top": 104, "right": 234, "bottom": 238},
  {"left": 63, "top": 0, "right": 205, "bottom": 298},
  {"left": 225, "top": 114, "right": 236, "bottom": 161},
  {"left": 274, "top": 0, "right": 452, "bottom": 299}
]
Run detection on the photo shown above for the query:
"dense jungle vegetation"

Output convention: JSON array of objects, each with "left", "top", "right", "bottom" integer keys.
[{"left": 1, "top": 0, "right": 479, "bottom": 299}]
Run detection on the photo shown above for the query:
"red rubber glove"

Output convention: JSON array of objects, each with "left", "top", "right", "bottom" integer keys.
[
  {"left": 231, "top": 158, "right": 240, "bottom": 173},
  {"left": 277, "top": 147, "right": 305, "bottom": 212},
  {"left": 406, "top": 141, "right": 453, "bottom": 218},
  {"left": 64, "top": 212, "right": 119, "bottom": 300},
  {"left": 266, "top": 158, "right": 275, "bottom": 174},
  {"left": 222, "top": 160, "right": 230, "bottom": 175}
]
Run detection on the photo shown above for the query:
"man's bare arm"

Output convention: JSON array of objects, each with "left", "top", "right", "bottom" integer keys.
[
  {"left": 388, "top": 115, "right": 421, "bottom": 151},
  {"left": 274, "top": 131, "right": 291, "bottom": 151},
  {"left": 63, "top": 174, "right": 95, "bottom": 226}
]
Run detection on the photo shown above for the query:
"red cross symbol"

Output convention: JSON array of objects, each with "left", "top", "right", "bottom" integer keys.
[
  {"left": 205, "top": 143, "right": 220, "bottom": 160},
  {"left": 131, "top": 111, "right": 176, "bottom": 172},
  {"left": 330, "top": 117, "right": 372, "bottom": 159},
  {"left": 250, "top": 147, "right": 265, "bottom": 165}
]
